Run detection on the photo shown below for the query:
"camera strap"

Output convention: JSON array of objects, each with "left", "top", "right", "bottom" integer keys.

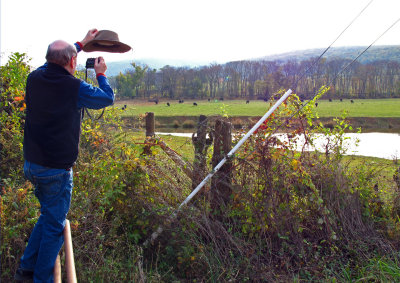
[{"left": 83, "top": 67, "right": 105, "bottom": 121}]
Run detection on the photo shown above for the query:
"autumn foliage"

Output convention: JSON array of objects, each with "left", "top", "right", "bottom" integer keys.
[{"left": 1, "top": 54, "right": 400, "bottom": 281}]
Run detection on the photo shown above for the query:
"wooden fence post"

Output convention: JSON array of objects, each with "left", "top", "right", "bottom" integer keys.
[
  {"left": 145, "top": 112, "right": 155, "bottom": 137},
  {"left": 211, "top": 118, "right": 232, "bottom": 210},
  {"left": 192, "top": 115, "right": 212, "bottom": 191},
  {"left": 144, "top": 112, "right": 155, "bottom": 155}
]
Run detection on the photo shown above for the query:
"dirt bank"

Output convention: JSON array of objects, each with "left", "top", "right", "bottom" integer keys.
[{"left": 121, "top": 116, "right": 400, "bottom": 133}]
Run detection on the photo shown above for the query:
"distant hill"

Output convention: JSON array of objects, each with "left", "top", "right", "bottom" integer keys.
[
  {"left": 258, "top": 45, "right": 400, "bottom": 64},
  {"left": 106, "top": 58, "right": 212, "bottom": 76},
  {"left": 106, "top": 45, "right": 400, "bottom": 76}
]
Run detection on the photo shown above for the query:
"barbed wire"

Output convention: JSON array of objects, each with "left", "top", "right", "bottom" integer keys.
[
  {"left": 94, "top": 1, "right": 400, "bottom": 245},
  {"left": 206, "top": 13, "right": 400, "bottom": 196}
]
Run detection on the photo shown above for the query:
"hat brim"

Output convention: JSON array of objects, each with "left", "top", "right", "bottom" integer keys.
[{"left": 82, "top": 40, "right": 132, "bottom": 53}]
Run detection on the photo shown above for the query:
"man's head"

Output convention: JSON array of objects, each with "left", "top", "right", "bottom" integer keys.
[{"left": 46, "top": 40, "right": 77, "bottom": 75}]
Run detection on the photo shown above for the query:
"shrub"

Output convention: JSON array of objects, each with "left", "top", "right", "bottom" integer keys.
[
  {"left": 182, "top": 120, "right": 195, "bottom": 129},
  {"left": 0, "top": 53, "right": 30, "bottom": 180},
  {"left": 142, "top": 88, "right": 399, "bottom": 281},
  {"left": 172, "top": 120, "right": 180, "bottom": 128},
  {"left": 0, "top": 53, "right": 33, "bottom": 280}
]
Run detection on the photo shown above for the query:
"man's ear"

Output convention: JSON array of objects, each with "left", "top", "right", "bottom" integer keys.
[
  {"left": 70, "top": 56, "right": 77, "bottom": 68},
  {"left": 66, "top": 56, "right": 77, "bottom": 75}
]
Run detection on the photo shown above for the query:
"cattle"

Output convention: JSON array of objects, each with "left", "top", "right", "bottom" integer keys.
[
  {"left": 246, "top": 100, "right": 250, "bottom": 104},
  {"left": 351, "top": 99, "right": 354, "bottom": 103},
  {"left": 148, "top": 98, "right": 159, "bottom": 104},
  {"left": 167, "top": 102, "right": 170, "bottom": 106},
  {"left": 329, "top": 98, "right": 332, "bottom": 102},
  {"left": 193, "top": 102, "right": 198, "bottom": 106},
  {"left": 340, "top": 98, "right": 343, "bottom": 102}
]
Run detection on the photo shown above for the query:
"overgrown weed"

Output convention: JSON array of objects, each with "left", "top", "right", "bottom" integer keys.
[{"left": 2, "top": 54, "right": 400, "bottom": 282}]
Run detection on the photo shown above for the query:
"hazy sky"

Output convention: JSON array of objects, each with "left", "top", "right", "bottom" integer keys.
[{"left": 1, "top": 0, "right": 400, "bottom": 67}]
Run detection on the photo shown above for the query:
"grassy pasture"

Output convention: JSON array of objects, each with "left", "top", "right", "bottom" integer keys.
[{"left": 115, "top": 98, "right": 400, "bottom": 117}]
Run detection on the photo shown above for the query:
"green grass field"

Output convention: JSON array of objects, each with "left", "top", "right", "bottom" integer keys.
[{"left": 115, "top": 98, "right": 400, "bottom": 117}]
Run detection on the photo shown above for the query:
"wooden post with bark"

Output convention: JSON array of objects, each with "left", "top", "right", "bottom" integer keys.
[
  {"left": 191, "top": 115, "right": 213, "bottom": 191},
  {"left": 143, "top": 112, "right": 155, "bottom": 155},
  {"left": 145, "top": 112, "right": 155, "bottom": 137},
  {"left": 211, "top": 118, "right": 232, "bottom": 210}
]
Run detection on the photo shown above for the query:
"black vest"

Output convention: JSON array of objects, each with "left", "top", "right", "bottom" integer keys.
[{"left": 23, "top": 63, "right": 82, "bottom": 169}]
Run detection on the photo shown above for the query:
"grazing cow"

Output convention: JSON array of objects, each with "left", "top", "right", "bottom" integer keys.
[
  {"left": 246, "top": 100, "right": 249, "bottom": 104},
  {"left": 167, "top": 102, "right": 170, "bottom": 106},
  {"left": 193, "top": 102, "right": 198, "bottom": 106},
  {"left": 329, "top": 98, "right": 332, "bottom": 102},
  {"left": 351, "top": 99, "right": 354, "bottom": 103},
  {"left": 315, "top": 102, "right": 318, "bottom": 107}
]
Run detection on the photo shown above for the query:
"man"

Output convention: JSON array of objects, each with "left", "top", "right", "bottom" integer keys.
[{"left": 15, "top": 29, "right": 115, "bottom": 282}]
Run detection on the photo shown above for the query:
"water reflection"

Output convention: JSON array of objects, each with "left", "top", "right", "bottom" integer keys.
[
  {"left": 156, "top": 132, "right": 400, "bottom": 160},
  {"left": 342, "top": 133, "right": 400, "bottom": 160}
]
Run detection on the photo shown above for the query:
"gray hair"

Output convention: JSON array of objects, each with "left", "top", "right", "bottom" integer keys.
[{"left": 45, "top": 41, "right": 77, "bottom": 66}]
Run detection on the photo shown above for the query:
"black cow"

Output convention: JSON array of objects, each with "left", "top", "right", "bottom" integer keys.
[
  {"left": 246, "top": 100, "right": 249, "bottom": 104},
  {"left": 193, "top": 102, "right": 198, "bottom": 106},
  {"left": 167, "top": 102, "right": 170, "bottom": 106}
]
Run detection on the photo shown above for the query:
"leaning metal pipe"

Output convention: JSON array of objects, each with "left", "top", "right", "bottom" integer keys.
[
  {"left": 179, "top": 88, "right": 292, "bottom": 208},
  {"left": 145, "top": 89, "right": 293, "bottom": 245},
  {"left": 64, "top": 219, "right": 77, "bottom": 283}
]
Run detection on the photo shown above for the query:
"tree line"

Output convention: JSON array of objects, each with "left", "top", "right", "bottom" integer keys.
[{"left": 108, "top": 57, "right": 400, "bottom": 100}]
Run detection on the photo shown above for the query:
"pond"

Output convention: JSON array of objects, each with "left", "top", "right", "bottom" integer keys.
[{"left": 156, "top": 132, "right": 400, "bottom": 160}]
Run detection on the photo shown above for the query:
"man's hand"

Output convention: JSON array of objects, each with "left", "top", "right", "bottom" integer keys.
[
  {"left": 94, "top": 57, "right": 107, "bottom": 75},
  {"left": 80, "top": 29, "right": 98, "bottom": 46}
]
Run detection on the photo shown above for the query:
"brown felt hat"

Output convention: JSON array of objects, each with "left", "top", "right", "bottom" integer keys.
[{"left": 82, "top": 30, "right": 132, "bottom": 53}]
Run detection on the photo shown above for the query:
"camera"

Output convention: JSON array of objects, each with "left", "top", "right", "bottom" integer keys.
[{"left": 85, "top": 58, "right": 98, "bottom": 69}]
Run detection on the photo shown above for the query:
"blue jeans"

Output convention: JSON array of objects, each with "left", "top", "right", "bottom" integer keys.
[{"left": 20, "top": 160, "right": 73, "bottom": 283}]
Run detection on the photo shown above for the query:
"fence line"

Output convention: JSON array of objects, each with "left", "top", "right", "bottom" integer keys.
[{"left": 144, "top": 89, "right": 293, "bottom": 245}]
